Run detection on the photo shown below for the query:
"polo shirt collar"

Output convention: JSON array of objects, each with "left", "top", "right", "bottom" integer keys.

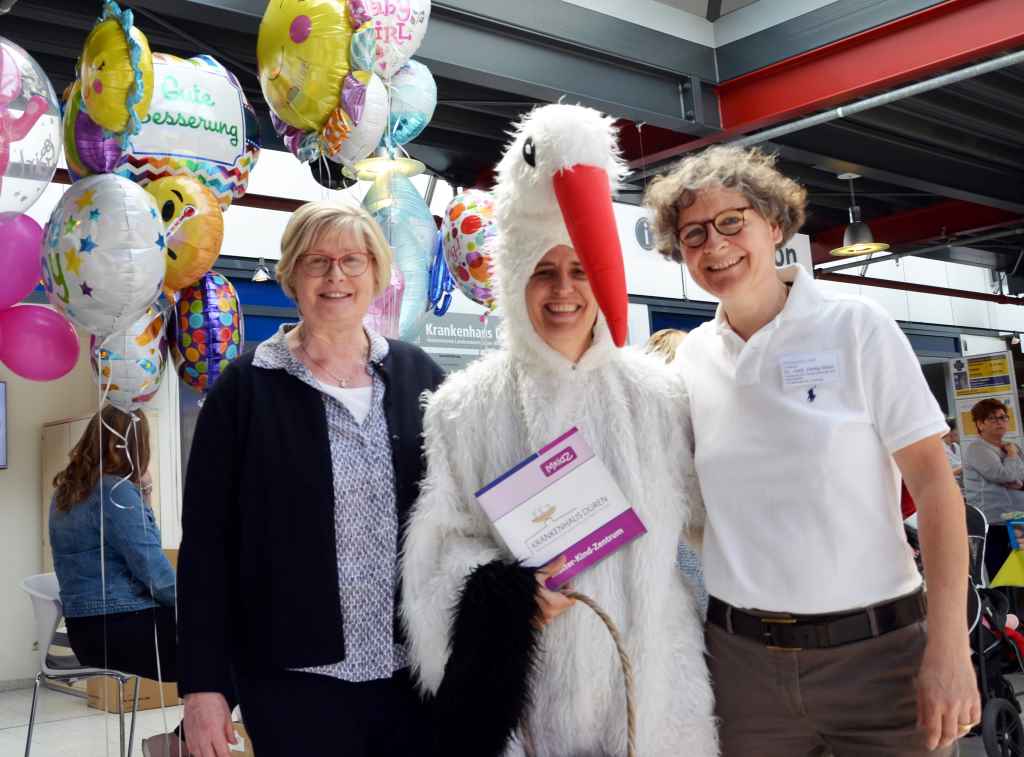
[{"left": 714, "top": 264, "right": 820, "bottom": 337}]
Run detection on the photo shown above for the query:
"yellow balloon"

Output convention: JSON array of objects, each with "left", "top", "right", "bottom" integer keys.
[
  {"left": 257, "top": 0, "right": 353, "bottom": 132},
  {"left": 80, "top": 17, "right": 155, "bottom": 133},
  {"left": 145, "top": 176, "right": 224, "bottom": 293}
]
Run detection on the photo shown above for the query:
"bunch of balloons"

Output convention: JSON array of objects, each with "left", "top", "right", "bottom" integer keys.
[
  {"left": 47, "top": 3, "right": 256, "bottom": 407},
  {"left": 258, "top": 0, "right": 437, "bottom": 170},
  {"left": 0, "top": 36, "right": 79, "bottom": 382}
]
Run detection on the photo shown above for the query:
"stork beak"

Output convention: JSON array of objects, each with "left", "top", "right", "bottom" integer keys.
[{"left": 551, "top": 164, "right": 628, "bottom": 347}]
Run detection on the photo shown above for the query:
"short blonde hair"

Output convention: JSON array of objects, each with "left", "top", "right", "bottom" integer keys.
[
  {"left": 644, "top": 146, "right": 807, "bottom": 263},
  {"left": 643, "top": 329, "right": 687, "bottom": 364},
  {"left": 276, "top": 201, "right": 393, "bottom": 299}
]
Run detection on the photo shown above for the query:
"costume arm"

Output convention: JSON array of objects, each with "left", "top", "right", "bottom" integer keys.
[{"left": 400, "top": 396, "right": 508, "bottom": 695}]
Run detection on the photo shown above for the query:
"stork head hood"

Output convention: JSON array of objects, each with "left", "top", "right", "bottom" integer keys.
[{"left": 492, "top": 103, "right": 629, "bottom": 368}]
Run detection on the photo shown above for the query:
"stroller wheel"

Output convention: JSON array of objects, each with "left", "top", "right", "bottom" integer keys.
[{"left": 983, "top": 698, "right": 1024, "bottom": 757}]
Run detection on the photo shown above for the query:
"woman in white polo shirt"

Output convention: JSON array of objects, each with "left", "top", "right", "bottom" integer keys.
[{"left": 645, "top": 146, "right": 978, "bottom": 757}]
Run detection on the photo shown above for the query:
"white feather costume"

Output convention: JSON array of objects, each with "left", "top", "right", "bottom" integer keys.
[{"left": 401, "top": 104, "right": 718, "bottom": 757}]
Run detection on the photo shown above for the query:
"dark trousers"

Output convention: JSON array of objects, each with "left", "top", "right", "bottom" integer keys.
[
  {"left": 707, "top": 619, "right": 957, "bottom": 756},
  {"left": 234, "top": 665, "right": 432, "bottom": 757},
  {"left": 66, "top": 606, "right": 237, "bottom": 739}
]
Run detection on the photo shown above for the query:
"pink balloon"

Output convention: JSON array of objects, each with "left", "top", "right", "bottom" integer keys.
[
  {"left": 0, "top": 214, "right": 43, "bottom": 310},
  {"left": 364, "top": 266, "right": 405, "bottom": 339},
  {"left": 0, "top": 304, "right": 79, "bottom": 381}
]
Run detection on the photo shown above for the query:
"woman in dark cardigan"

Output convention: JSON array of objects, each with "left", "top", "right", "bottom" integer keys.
[{"left": 177, "top": 201, "right": 445, "bottom": 757}]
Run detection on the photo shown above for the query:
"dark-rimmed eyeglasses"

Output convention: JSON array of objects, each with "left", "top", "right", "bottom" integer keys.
[
  {"left": 985, "top": 414, "right": 1011, "bottom": 423},
  {"left": 298, "top": 252, "right": 370, "bottom": 278},
  {"left": 677, "top": 207, "right": 751, "bottom": 249}
]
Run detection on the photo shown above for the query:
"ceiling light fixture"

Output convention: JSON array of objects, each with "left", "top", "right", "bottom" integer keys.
[
  {"left": 830, "top": 173, "right": 891, "bottom": 256},
  {"left": 252, "top": 258, "right": 272, "bottom": 283}
]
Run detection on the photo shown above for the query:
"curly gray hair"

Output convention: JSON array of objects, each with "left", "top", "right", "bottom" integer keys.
[{"left": 643, "top": 145, "right": 807, "bottom": 263}]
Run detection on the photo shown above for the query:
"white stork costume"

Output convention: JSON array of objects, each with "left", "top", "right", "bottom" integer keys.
[{"left": 401, "top": 104, "right": 717, "bottom": 757}]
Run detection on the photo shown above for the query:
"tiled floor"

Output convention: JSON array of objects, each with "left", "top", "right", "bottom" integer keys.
[
  {"left": 0, "top": 679, "right": 1012, "bottom": 756},
  {"left": 0, "top": 685, "right": 186, "bottom": 757}
]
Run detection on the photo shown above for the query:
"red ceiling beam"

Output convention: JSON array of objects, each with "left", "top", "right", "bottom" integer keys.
[
  {"left": 810, "top": 199, "right": 1022, "bottom": 263},
  {"left": 631, "top": 0, "right": 1024, "bottom": 167}
]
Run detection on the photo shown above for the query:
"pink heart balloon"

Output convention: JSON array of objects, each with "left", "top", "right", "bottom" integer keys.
[
  {"left": 0, "top": 304, "right": 80, "bottom": 381},
  {"left": 0, "top": 214, "right": 44, "bottom": 310}
]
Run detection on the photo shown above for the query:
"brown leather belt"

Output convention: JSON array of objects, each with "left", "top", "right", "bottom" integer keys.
[{"left": 707, "top": 591, "right": 926, "bottom": 651}]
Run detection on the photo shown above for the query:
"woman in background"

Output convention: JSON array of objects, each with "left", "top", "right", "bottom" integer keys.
[{"left": 50, "top": 407, "right": 217, "bottom": 757}]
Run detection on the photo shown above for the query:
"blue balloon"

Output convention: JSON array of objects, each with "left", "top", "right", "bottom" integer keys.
[
  {"left": 427, "top": 230, "right": 455, "bottom": 316},
  {"left": 382, "top": 60, "right": 437, "bottom": 147},
  {"left": 362, "top": 172, "right": 436, "bottom": 339}
]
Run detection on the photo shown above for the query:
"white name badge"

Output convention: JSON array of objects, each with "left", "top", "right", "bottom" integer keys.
[{"left": 780, "top": 351, "right": 840, "bottom": 388}]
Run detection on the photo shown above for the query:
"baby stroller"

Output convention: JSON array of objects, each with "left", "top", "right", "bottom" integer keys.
[
  {"left": 965, "top": 506, "right": 1024, "bottom": 755},
  {"left": 905, "top": 505, "right": 1024, "bottom": 755}
]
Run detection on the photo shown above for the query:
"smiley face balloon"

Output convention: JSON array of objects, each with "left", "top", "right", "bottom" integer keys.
[
  {"left": 145, "top": 175, "right": 224, "bottom": 294},
  {"left": 78, "top": 1, "right": 154, "bottom": 138},
  {"left": 257, "top": 0, "right": 355, "bottom": 132}
]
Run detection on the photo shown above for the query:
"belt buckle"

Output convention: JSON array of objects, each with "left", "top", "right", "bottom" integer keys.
[{"left": 761, "top": 616, "right": 802, "bottom": 651}]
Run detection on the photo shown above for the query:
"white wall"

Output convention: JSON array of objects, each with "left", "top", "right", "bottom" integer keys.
[{"left": 0, "top": 334, "right": 96, "bottom": 684}]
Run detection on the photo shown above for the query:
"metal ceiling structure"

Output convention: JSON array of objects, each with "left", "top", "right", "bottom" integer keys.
[{"left": 4, "top": 0, "right": 1023, "bottom": 284}]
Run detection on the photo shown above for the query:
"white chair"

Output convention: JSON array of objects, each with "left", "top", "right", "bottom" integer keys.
[{"left": 20, "top": 573, "right": 140, "bottom": 757}]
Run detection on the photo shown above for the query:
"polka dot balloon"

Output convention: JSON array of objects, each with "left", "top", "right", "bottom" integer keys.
[
  {"left": 170, "top": 271, "right": 242, "bottom": 393},
  {"left": 441, "top": 189, "right": 497, "bottom": 311}
]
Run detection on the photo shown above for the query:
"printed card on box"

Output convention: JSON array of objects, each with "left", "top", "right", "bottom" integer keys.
[{"left": 475, "top": 427, "right": 646, "bottom": 589}]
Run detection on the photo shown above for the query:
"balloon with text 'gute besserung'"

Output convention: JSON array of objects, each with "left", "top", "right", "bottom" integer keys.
[
  {"left": 0, "top": 36, "right": 60, "bottom": 218},
  {"left": 115, "top": 54, "right": 260, "bottom": 210},
  {"left": 91, "top": 303, "right": 168, "bottom": 412},
  {"left": 170, "top": 271, "right": 242, "bottom": 393},
  {"left": 41, "top": 173, "right": 166, "bottom": 338}
]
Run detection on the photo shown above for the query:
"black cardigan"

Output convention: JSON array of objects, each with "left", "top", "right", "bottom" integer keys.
[{"left": 176, "top": 339, "right": 445, "bottom": 696}]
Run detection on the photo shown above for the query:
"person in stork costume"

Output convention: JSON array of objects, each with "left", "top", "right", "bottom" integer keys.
[{"left": 401, "top": 103, "right": 718, "bottom": 756}]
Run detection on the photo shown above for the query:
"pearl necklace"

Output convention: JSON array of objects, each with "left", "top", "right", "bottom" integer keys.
[{"left": 298, "top": 330, "right": 370, "bottom": 388}]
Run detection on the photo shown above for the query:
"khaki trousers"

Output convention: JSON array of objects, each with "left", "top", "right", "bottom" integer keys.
[{"left": 707, "top": 620, "right": 959, "bottom": 756}]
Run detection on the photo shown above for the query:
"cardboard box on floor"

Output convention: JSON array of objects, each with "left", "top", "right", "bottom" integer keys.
[
  {"left": 87, "top": 675, "right": 180, "bottom": 713},
  {"left": 86, "top": 548, "right": 182, "bottom": 713}
]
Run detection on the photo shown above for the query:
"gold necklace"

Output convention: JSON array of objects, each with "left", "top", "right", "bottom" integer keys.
[{"left": 298, "top": 329, "right": 370, "bottom": 388}]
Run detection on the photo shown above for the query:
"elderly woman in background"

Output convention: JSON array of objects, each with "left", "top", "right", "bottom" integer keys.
[
  {"left": 642, "top": 328, "right": 707, "bottom": 616},
  {"left": 963, "top": 398, "right": 1024, "bottom": 579},
  {"left": 177, "top": 201, "right": 445, "bottom": 757},
  {"left": 645, "top": 145, "right": 976, "bottom": 756}
]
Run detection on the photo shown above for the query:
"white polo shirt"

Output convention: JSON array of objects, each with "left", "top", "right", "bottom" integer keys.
[{"left": 678, "top": 265, "right": 947, "bottom": 613}]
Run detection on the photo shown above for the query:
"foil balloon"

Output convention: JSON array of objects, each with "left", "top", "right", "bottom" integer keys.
[
  {"left": 442, "top": 189, "right": 497, "bottom": 310},
  {"left": 426, "top": 230, "right": 453, "bottom": 316},
  {"left": 364, "top": 265, "right": 405, "bottom": 338},
  {"left": 145, "top": 175, "right": 224, "bottom": 293},
  {"left": 116, "top": 54, "right": 260, "bottom": 210},
  {"left": 362, "top": 171, "right": 434, "bottom": 339},
  {"left": 0, "top": 304, "right": 79, "bottom": 381},
  {"left": 91, "top": 303, "right": 168, "bottom": 411},
  {"left": 257, "top": 0, "right": 355, "bottom": 133},
  {"left": 349, "top": 0, "right": 431, "bottom": 80},
  {"left": 78, "top": 1, "right": 154, "bottom": 140},
  {"left": 383, "top": 59, "right": 435, "bottom": 147},
  {"left": 0, "top": 36, "right": 60, "bottom": 218},
  {"left": 171, "top": 271, "right": 242, "bottom": 393},
  {"left": 64, "top": 80, "right": 124, "bottom": 176},
  {"left": 41, "top": 173, "right": 166, "bottom": 338},
  {"left": 327, "top": 73, "right": 388, "bottom": 168}
]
